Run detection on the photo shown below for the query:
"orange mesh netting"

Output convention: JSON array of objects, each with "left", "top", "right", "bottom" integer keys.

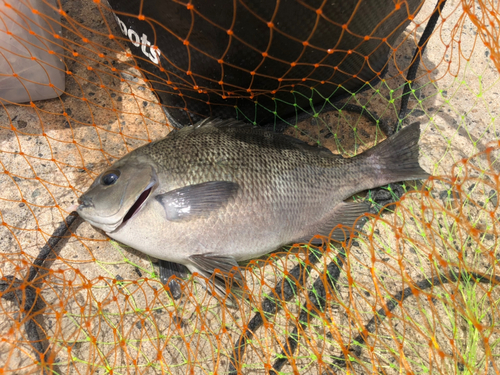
[{"left": 0, "top": 0, "right": 499, "bottom": 374}]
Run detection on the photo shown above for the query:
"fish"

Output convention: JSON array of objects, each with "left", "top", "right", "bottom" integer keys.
[{"left": 76, "top": 118, "right": 430, "bottom": 299}]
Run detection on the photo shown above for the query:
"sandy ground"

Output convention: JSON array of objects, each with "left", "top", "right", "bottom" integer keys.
[{"left": 0, "top": 0, "right": 499, "bottom": 374}]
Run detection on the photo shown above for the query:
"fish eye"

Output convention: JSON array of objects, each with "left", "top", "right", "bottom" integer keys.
[{"left": 101, "top": 170, "right": 120, "bottom": 186}]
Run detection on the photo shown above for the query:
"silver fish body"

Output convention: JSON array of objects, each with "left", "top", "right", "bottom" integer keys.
[{"left": 77, "top": 119, "right": 429, "bottom": 295}]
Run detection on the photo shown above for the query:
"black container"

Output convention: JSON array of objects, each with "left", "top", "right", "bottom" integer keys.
[{"left": 107, "top": 0, "right": 424, "bottom": 127}]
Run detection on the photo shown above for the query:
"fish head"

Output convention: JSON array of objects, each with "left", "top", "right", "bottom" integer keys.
[{"left": 77, "top": 156, "right": 157, "bottom": 233}]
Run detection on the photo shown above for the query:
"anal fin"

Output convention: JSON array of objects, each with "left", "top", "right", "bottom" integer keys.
[{"left": 297, "top": 201, "right": 370, "bottom": 245}]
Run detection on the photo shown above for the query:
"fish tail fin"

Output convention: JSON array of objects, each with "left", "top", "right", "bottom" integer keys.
[{"left": 363, "top": 122, "right": 430, "bottom": 183}]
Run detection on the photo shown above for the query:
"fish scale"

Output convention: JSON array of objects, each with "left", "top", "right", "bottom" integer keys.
[{"left": 76, "top": 118, "right": 429, "bottom": 298}]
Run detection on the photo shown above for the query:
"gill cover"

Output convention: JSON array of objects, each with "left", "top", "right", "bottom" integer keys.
[{"left": 77, "top": 159, "right": 156, "bottom": 233}]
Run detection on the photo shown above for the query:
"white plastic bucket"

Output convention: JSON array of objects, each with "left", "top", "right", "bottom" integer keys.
[{"left": 0, "top": 0, "right": 65, "bottom": 103}]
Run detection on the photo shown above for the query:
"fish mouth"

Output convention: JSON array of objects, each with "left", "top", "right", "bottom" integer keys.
[{"left": 120, "top": 180, "right": 155, "bottom": 226}]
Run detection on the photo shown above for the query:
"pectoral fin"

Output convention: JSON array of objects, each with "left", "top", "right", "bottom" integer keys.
[
  {"left": 156, "top": 181, "right": 239, "bottom": 222},
  {"left": 158, "top": 260, "right": 189, "bottom": 299},
  {"left": 298, "top": 201, "right": 370, "bottom": 244}
]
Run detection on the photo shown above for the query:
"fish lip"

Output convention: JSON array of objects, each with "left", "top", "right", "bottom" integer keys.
[{"left": 112, "top": 178, "right": 156, "bottom": 232}]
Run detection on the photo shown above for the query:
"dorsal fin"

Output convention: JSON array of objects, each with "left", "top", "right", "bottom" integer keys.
[
  {"left": 194, "top": 117, "right": 256, "bottom": 129},
  {"left": 193, "top": 118, "right": 341, "bottom": 159},
  {"left": 280, "top": 133, "right": 341, "bottom": 159}
]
